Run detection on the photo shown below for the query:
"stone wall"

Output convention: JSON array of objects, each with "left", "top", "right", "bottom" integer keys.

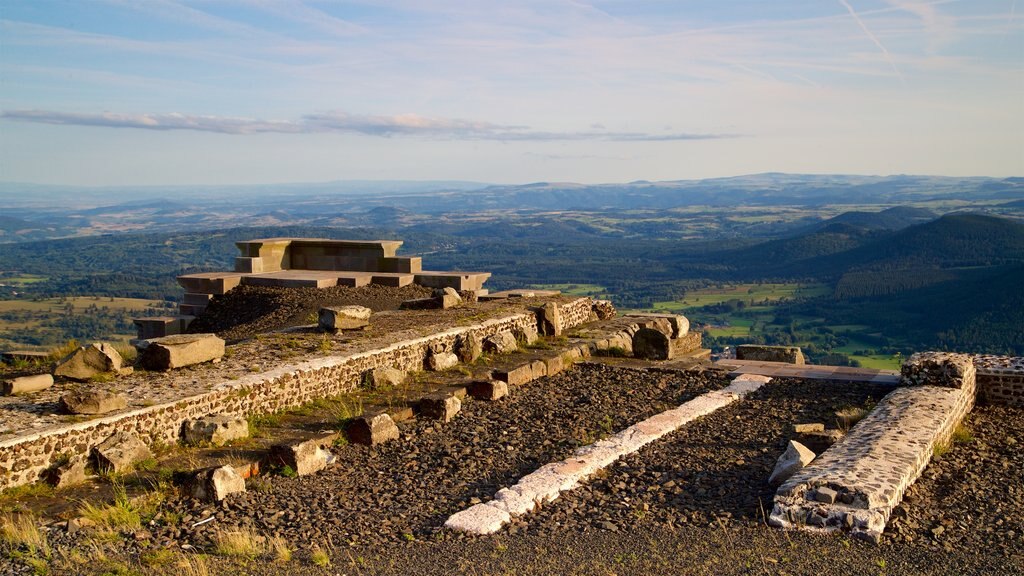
[
  {"left": 0, "top": 299, "right": 593, "bottom": 491},
  {"left": 736, "top": 345, "right": 805, "bottom": 365},
  {"left": 558, "top": 297, "right": 598, "bottom": 330},
  {"left": 973, "top": 354, "right": 1024, "bottom": 408}
]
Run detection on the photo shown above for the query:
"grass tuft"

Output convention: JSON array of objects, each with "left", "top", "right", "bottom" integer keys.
[
  {"left": 212, "top": 526, "right": 265, "bottom": 558},
  {"left": 310, "top": 544, "right": 331, "bottom": 567},
  {"left": 269, "top": 536, "right": 292, "bottom": 562},
  {"left": 0, "top": 513, "right": 49, "bottom": 557}
]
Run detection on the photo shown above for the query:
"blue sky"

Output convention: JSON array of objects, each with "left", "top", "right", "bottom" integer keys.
[{"left": 1, "top": 0, "right": 1021, "bottom": 186}]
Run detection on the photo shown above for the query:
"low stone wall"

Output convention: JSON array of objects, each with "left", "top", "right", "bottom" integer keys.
[
  {"left": 736, "top": 345, "right": 804, "bottom": 365},
  {"left": 0, "top": 299, "right": 593, "bottom": 491},
  {"left": 558, "top": 297, "right": 598, "bottom": 330},
  {"left": 769, "top": 352, "right": 976, "bottom": 543},
  {"left": 973, "top": 354, "right": 1024, "bottom": 408}
]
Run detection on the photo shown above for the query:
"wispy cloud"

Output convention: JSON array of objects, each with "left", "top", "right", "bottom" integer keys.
[
  {"left": 839, "top": 0, "right": 907, "bottom": 83},
  {"left": 1, "top": 109, "right": 737, "bottom": 142}
]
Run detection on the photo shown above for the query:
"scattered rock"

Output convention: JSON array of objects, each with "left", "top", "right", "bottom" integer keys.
[
  {"left": 484, "top": 331, "right": 518, "bottom": 354},
  {"left": 536, "top": 302, "right": 563, "bottom": 336},
  {"left": 60, "top": 389, "right": 127, "bottom": 415},
  {"left": 433, "top": 287, "right": 462, "bottom": 303},
  {"left": 181, "top": 415, "right": 249, "bottom": 446},
  {"left": 468, "top": 380, "right": 509, "bottom": 401},
  {"left": 365, "top": 367, "right": 406, "bottom": 389},
  {"left": 94, "top": 432, "right": 153, "bottom": 474},
  {"left": 2, "top": 373, "right": 54, "bottom": 395},
  {"left": 139, "top": 333, "right": 225, "bottom": 371},
  {"left": 318, "top": 305, "right": 371, "bottom": 332},
  {"left": 346, "top": 412, "right": 401, "bottom": 446},
  {"left": 270, "top": 433, "right": 338, "bottom": 477},
  {"left": 769, "top": 440, "right": 816, "bottom": 485},
  {"left": 418, "top": 393, "right": 461, "bottom": 422},
  {"left": 190, "top": 465, "right": 246, "bottom": 502},
  {"left": 53, "top": 343, "right": 123, "bottom": 381},
  {"left": 427, "top": 351, "right": 459, "bottom": 371},
  {"left": 44, "top": 458, "right": 88, "bottom": 489}
]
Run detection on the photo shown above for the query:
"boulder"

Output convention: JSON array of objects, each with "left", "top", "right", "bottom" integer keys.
[
  {"left": 346, "top": 412, "right": 400, "bottom": 446},
  {"left": 53, "top": 343, "right": 123, "bottom": 381},
  {"left": 60, "top": 389, "right": 127, "bottom": 415},
  {"left": 438, "top": 294, "right": 460, "bottom": 309},
  {"left": 318, "top": 305, "right": 371, "bottom": 332},
  {"left": 536, "top": 302, "right": 563, "bottom": 337},
  {"left": 44, "top": 458, "right": 88, "bottom": 489},
  {"left": 139, "top": 333, "right": 225, "bottom": 371},
  {"left": 454, "top": 333, "right": 483, "bottom": 363},
  {"left": 632, "top": 327, "right": 673, "bottom": 360},
  {"left": 483, "top": 331, "right": 518, "bottom": 354},
  {"left": 2, "top": 374, "right": 54, "bottom": 395},
  {"left": 181, "top": 415, "right": 249, "bottom": 446},
  {"left": 427, "top": 351, "right": 459, "bottom": 371},
  {"left": 418, "top": 393, "right": 461, "bottom": 422},
  {"left": 270, "top": 433, "right": 338, "bottom": 476},
  {"left": 365, "top": 367, "right": 406, "bottom": 389},
  {"left": 468, "top": 380, "right": 508, "bottom": 401},
  {"left": 769, "top": 440, "right": 816, "bottom": 485},
  {"left": 190, "top": 465, "right": 246, "bottom": 502},
  {"left": 94, "top": 432, "right": 152, "bottom": 474}
]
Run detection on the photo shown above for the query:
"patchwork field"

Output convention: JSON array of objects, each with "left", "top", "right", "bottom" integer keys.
[{"left": 0, "top": 296, "right": 169, "bottom": 349}]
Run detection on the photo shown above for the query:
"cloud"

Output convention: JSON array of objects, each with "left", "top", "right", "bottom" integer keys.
[
  {"left": 839, "top": 0, "right": 907, "bottom": 83},
  {"left": 1, "top": 109, "right": 737, "bottom": 142}
]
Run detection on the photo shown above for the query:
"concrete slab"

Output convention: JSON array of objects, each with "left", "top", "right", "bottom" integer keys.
[
  {"left": 370, "top": 273, "right": 415, "bottom": 287},
  {"left": 415, "top": 271, "right": 491, "bottom": 291},
  {"left": 177, "top": 272, "right": 246, "bottom": 295},
  {"left": 240, "top": 271, "right": 341, "bottom": 289}
]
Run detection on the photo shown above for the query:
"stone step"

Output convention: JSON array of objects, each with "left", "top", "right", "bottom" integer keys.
[{"left": 177, "top": 272, "right": 247, "bottom": 295}]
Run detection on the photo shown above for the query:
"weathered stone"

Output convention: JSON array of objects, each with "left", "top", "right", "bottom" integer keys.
[
  {"left": 900, "top": 351, "right": 976, "bottom": 389},
  {"left": 318, "top": 305, "right": 371, "bottom": 332},
  {"left": 592, "top": 300, "right": 616, "bottom": 320},
  {"left": 139, "top": 333, "right": 225, "bottom": 371},
  {"left": 543, "top": 354, "right": 565, "bottom": 376},
  {"left": 365, "top": 367, "right": 406, "bottom": 389},
  {"left": 53, "top": 343, "right": 123, "bottom": 381},
  {"left": 736, "top": 345, "right": 805, "bottom": 365},
  {"left": 468, "top": 380, "right": 509, "bottom": 401},
  {"left": 190, "top": 465, "right": 246, "bottom": 502},
  {"left": 633, "top": 328, "right": 673, "bottom": 360},
  {"left": 454, "top": 333, "right": 483, "bottom": 363},
  {"left": 418, "top": 393, "right": 461, "bottom": 422},
  {"left": 625, "top": 313, "right": 689, "bottom": 338},
  {"left": 768, "top": 440, "right": 815, "bottom": 485},
  {"left": 60, "top": 389, "right": 127, "bottom": 415},
  {"left": 537, "top": 302, "right": 563, "bottom": 336},
  {"left": 44, "top": 458, "right": 88, "bottom": 489},
  {"left": 514, "top": 323, "right": 539, "bottom": 345},
  {"left": 439, "top": 294, "right": 460, "bottom": 309},
  {"left": 2, "top": 374, "right": 54, "bottom": 395},
  {"left": 346, "top": 412, "right": 400, "bottom": 446},
  {"left": 814, "top": 486, "right": 838, "bottom": 504},
  {"left": 94, "top": 432, "right": 152, "bottom": 474},
  {"left": 399, "top": 297, "right": 440, "bottom": 310},
  {"left": 433, "top": 287, "right": 462, "bottom": 303},
  {"left": 493, "top": 362, "right": 539, "bottom": 386},
  {"left": 270, "top": 433, "right": 339, "bottom": 476},
  {"left": 427, "top": 351, "right": 459, "bottom": 371},
  {"left": 182, "top": 415, "right": 249, "bottom": 446},
  {"left": 483, "top": 331, "right": 518, "bottom": 354},
  {"left": 794, "top": 423, "right": 825, "bottom": 434}
]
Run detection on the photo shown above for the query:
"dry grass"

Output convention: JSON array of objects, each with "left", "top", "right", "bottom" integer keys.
[
  {"left": 835, "top": 406, "right": 869, "bottom": 432},
  {"left": 46, "top": 339, "right": 80, "bottom": 363},
  {"left": 310, "top": 544, "right": 331, "bottom": 567},
  {"left": 175, "top": 552, "right": 211, "bottom": 576},
  {"left": 269, "top": 536, "right": 292, "bottom": 562},
  {"left": 0, "top": 513, "right": 49, "bottom": 557},
  {"left": 212, "top": 526, "right": 265, "bottom": 558}
]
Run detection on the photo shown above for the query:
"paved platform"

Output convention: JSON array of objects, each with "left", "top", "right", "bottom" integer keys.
[{"left": 715, "top": 359, "right": 900, "bottom": 385}]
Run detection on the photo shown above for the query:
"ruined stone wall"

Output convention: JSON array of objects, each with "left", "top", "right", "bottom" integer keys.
[
  {"left": 557, "top": 297, "right": 598, "bottom": 329},
  {"left": 973, "top": 354, "right": 1024, "bottom": 408},
  {"left": 0, "top": 299, "right": 594, "bottom": 491}
]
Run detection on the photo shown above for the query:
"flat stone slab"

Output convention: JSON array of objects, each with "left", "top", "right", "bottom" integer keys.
[
  {"left": 182, "top": 415, "right": 249, "bottom": 446},
  {"left": 60, "top": 389, "right": 127, "bottom": 415},
  {"left": 445, "top": 374, "right": 769, "bottom": 535},
  {"left": 53, "top": 343, "right": 123, "bottom": 381},
  {"left": 716, "top": 359, "right": 900, "bottom": 385},
  {"left": 769, "top": 374, "right": 977, "bottom": 543},
  {"left": 139, "top": 333, "right": 225, "bottom": 371},
  {"left": 346, "top": 412, "right": 400, "bottom": 446},
  {"left": 319, "top": 305, "right": 372, "bottom": 332}
]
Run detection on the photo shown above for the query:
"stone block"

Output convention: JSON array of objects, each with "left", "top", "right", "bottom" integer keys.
[
  {"left": 632, "top": 328, "right": 673, "bottom": 360},
  {"left": 178, "top": 304, "right": 207, "bottom": 316},
  {"left": 139, "top": 333, "right": 225, "bottom": 371},
  {"left": 190, "top": 465, "right": 246, "bottom": 502},
  {"left": 365, "top": 367, "right": 406, "bottom": 389},
  {"left": 414, "top": 271, "right": 491, "bottom": 292},
  {"left": 514, "top": 323, "right": 539, "bottom": 345},
  {"left": 813, "top": 486, "right": 838, "bottom": 504},
  {"left": 536, "top": 302, "right": 563, "bottom": 336},
  {"left": 543, "top": 354, "right": 565, "bottom": 376},
  {"left": 133, "top": 316, "right": 184, "bottom": 340},
  {"left": 60, "top": 389, "right": 127, "bottom": 415},
  {"left": 439, "top": 294, "right": 460, "bottom": 309},
  {"left": 318, "top": 305, "right": 372, "bottom": 332},
  {"left": 483, "top": 331, "right": 518, "bottom": 354},
  {"left": 433, "top": 287, "right": 462, "bottom": 302},
  {"left": 427, "top": 351, "right": 459, "bottom": 371},
  {"left": 418, "top": 393, "right": 461, "bottom": 422},
  {"left": 94, "top": 432, "right": 153, "bottom": 474},
  {"left": 346, "top": 412, "right": 401, "bottom": 446},
  {"left": 370, "top": 273, "right": 415, "bottom": 287},
  {"left": 182, "top": 415, "right": 250, "bottom": 446},
  {"left": 176, "top": 272, "right": 244, "bottom": 295},
  {"left": 44, "top": 459, "right": 88, "bottom": 489},
  {"left": 493, "top": 362, "right": 538, "bottom": 386},
  {"left": 2, "top": 374, "right": 54, "bottom": 395},
  {"left": 270, "top": 433, "right": 339, "bottom": 477},
  {"left": 674, "top": 331, "right": 703, "bottom": 354},
  {"left": 625, "top": 312, "right": 689, "bottom": 338},
  {"left": 736, "top": 345, "right": 805, "bottom": 365},
  {"left": 455, "top": 333, "right": 483, "bottom": 363},
  {"left": 469, "top": 380, "right": 509, "bottom": 401},
  {"left": 900, "top": 352, "right": 976, "bottom": 389},
  {"left": 53, "top": 343, "right": 123, "bottom": 381},
  {"left": 768, "top": 440, "right": 815, "bottom": 485}
]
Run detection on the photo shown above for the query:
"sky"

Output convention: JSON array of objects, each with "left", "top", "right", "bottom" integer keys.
[{"left": 1, "top": 0, "right": 1022, "bottom": 186}]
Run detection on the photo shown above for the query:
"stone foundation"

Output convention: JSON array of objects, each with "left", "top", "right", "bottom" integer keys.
[
  {"left": 0, "top": 299, "right": 593, "bottom": 491},
  {"left": 973, "top": 354, "right": 1024, "bottom": 408}
]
